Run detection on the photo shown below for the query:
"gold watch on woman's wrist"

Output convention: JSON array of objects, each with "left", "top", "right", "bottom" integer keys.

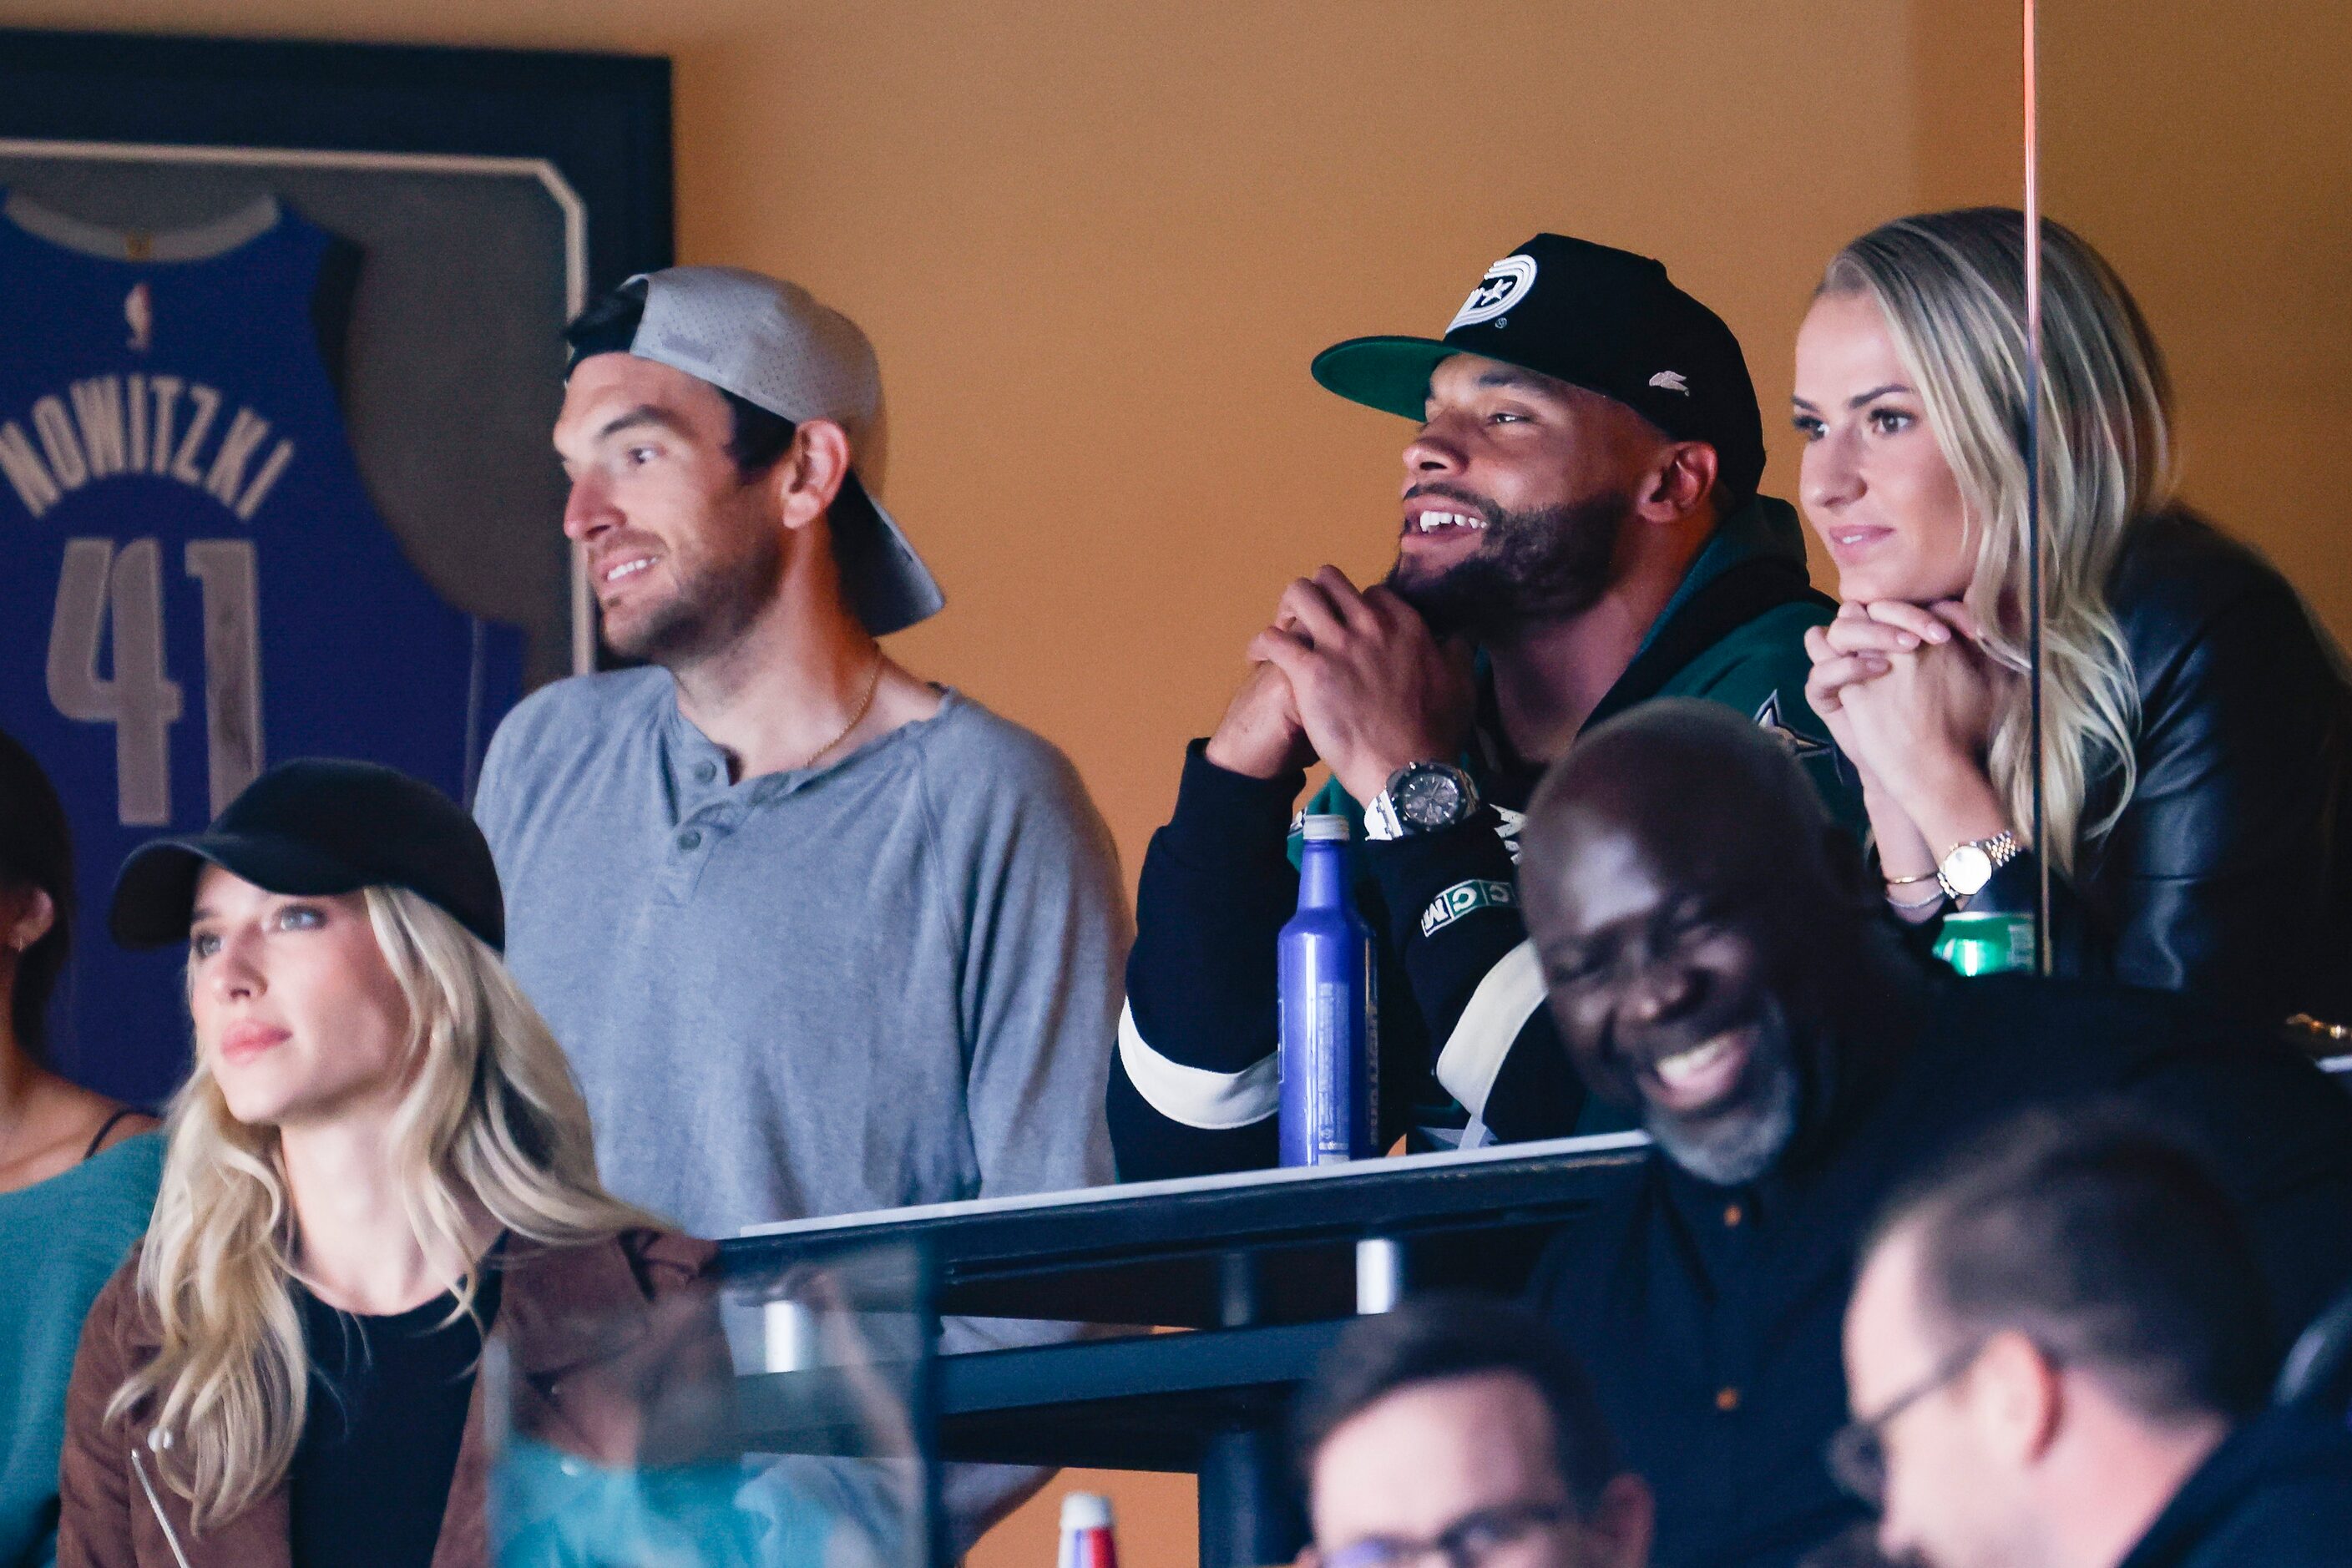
[{"left": 1935, "top": 830, "right": 2022, "bottom": 902}]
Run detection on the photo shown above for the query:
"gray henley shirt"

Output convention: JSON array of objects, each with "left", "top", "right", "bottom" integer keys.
[{"left": 473, "top": 668, "right": 1127, "bottom": 1237}]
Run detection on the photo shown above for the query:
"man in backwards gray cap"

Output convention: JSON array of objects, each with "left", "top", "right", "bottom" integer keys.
[{"left": 474, "top": 268, "right": 1128, "bottom": 1540}]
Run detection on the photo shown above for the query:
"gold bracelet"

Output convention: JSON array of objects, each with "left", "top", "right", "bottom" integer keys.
[{"left": 1884, "top": 870, "right": 1938, "bottom": 888}]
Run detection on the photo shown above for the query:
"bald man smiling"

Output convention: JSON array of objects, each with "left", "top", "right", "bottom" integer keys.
[{"left": 1513, "top": 701, "right": 2352, "bottom": 1568}]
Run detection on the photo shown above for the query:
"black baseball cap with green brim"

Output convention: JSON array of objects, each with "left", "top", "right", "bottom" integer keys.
[
  {"left": 1311, "top": 233, "right": 1768, "bottom": 498},
  {"left": 110, "top": 759, "right": 505, "bottom": 953}
]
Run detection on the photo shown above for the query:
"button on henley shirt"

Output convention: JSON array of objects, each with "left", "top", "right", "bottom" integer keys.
[{"left": 475, "top": 669, "right": 1129, "bottom": 1237}]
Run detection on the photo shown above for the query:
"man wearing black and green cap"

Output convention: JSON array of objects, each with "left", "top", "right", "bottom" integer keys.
[{"left": 1110, "top": 235, "right": 1863, "bottom": 1178}]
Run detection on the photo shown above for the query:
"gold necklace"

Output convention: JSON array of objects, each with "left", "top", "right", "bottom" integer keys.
[{"left": 792, "top": 648, "right": 885, "bottom": 771}]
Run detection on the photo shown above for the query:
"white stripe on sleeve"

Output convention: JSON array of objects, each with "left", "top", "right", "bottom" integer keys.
[
  {"left": 1433, "top": 939, "right": 1547, "bottom": 1122},
  {"left": 1117, "top": 1000, "right": 1280, "bottom": 1130}
]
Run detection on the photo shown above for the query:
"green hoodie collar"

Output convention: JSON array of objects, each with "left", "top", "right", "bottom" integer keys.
[{"left": 1631, "top": 493, "right": 1811, "bottom": 662}]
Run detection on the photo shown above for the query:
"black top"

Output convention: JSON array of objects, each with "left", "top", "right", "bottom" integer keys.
[
  {"left": 2118, "top": 1403, "right": 2352, "bottom": 1568},
  {"left": 1112, "top": 723, "right": 1566, "bottom": 1177},
  {"left": 1969, "top": 511, "right": 2352, "bottom": 1025},
  {"left": 1527, "top": 972, "right": 2352, "bottom": 1568},
  {"left": 289, "top": 1266, "right": 503, "bottom": 1568}
]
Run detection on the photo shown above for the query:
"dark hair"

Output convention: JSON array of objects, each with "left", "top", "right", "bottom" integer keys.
[
  {"left": 0, "top": 727, "right": 73, "bottom": 1065},
  {"left": 1870, "top": 1106, "right": 2275, "bottom": 1425},
  {"left": 1290, "top": 1296, "right": 1620, "bottom": 1513},
  {"left": 564, "top": 281, "right": 799, "bottom": 478}
]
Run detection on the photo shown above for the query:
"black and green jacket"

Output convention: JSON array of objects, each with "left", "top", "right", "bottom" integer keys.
[{"left": 1108, "top": 496, "right": 1864, "bottom": 1181}]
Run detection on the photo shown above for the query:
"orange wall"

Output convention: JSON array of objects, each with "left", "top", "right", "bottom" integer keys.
[
  {"left": 0, "top": 0, "right": 1932, "bottom": 880},
  {"left": 2039, "top": 0, "right": 2352, "bottom": 637},
  {"left": 4, "top": 1, "right": 2339, "bottom": 1564},
  {"left": 1914, "top": 0, "right": 2352, "bottom": 635}
]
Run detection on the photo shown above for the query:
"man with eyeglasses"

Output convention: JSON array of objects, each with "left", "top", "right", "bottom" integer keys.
[
  {"left": 1839, "top": 1110, "right": 2352, "bottom": 1568},
  {"left": 1513, "top": 701, "right": 2352, "bottom": 1568},
  {"left": 1292, "top": 1297, "right": 1652, "bottom": 1568}
]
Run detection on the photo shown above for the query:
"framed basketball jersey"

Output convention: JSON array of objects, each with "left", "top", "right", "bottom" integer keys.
[
  {"left": 0, "top": 31, "right": 671, "bottom": 1105},
  {"left": 0, "top": 190, "right": 524, "bottom": 1102}
]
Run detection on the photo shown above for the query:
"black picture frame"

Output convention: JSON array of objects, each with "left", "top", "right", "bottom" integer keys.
[
  {"left": 0, "top": 28, "right": 671, "bottom": 297},
  {"left": 0, "top": 27, "right": 672, "bottom": 681},
  {"left": 0, "top": 29, "right": 670, "bottom": 1105}
]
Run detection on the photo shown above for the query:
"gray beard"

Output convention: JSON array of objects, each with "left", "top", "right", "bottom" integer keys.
[{"left": 1644, "top": 1057, "right": 1800, "bottom": 1188}]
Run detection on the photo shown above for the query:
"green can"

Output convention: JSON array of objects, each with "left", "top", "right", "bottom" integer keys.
[{"left": 1934, "top": 910, "right": 2036, "bottom": 976}]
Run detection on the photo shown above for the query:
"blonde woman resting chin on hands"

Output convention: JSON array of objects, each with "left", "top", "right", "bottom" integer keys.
[
  {"left": 1793, "top": 208, "right": 2352, "bottom": 1029},
  {"left": 56, "top": 761, "right": 711, "bottom": 1568}
]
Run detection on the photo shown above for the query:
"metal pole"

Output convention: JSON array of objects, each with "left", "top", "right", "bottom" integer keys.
[
  {"left": 2024, "top": 0, "right": 2052, "bottom": 974},
  {"left": 1198, "top": 1428, "right": 1306, "bottom": 1568}
]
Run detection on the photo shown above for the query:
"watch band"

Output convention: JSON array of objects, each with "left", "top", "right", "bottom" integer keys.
[
  {"left": 1935, "top": 830, "right": 2022, "bottom": 902},
  {"left": 1373, "top": 761, "right": 1481, "bottom": 840}
]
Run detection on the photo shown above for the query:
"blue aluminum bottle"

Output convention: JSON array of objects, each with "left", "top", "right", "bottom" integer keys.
[{"left": 1278, "top": 814, "right": 1378, "bottom": 1166}]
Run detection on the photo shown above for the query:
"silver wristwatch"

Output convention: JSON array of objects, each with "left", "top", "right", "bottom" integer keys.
[
  {"left": 1364, "top": 761, "right": 1480, "bottom": 842},
  {"left": 1936, "top": 830, "right": 2022, "bottom": 901}
]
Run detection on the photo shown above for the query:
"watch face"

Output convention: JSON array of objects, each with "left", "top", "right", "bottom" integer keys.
[
  {"left": 1944, "top": 843, "right": 1995, "bottom": 897},
  {"left": 1396, "top": 766, "right": 1467, "bottom": 828}
]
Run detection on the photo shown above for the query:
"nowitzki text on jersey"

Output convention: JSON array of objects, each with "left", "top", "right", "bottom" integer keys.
[{"left": 0, "top": 372, "right": 294, "bottom": 523}]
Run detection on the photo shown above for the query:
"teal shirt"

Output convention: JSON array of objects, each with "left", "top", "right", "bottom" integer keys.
[{"left": 0, "top": 1130, "right": 163, "bottom": 1568}]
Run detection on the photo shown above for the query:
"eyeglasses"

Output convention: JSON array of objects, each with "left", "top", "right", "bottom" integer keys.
[
  {"left": 1827, "top": 1342, "right": 1987, "bottom": 1507},
  {"left": 1316, "top": 1500, "right": 1577, "bottom": 1568}
]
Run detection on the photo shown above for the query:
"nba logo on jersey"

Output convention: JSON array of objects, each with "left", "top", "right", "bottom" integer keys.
[{"left": 0, "top": 190, "right": 523, "bottom": 1104}]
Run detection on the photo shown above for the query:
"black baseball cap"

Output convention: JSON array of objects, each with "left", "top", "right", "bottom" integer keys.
[
  {"left": 1311, "top": 234, "right": 1768, "bottom": 498},
  {"left": 110, "top": 759, "right": 504, "bottom": 953}
]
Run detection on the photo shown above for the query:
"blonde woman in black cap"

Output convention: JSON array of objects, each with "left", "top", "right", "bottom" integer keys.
[{"left": 57, "top": 760, "right": 710, "bottom": 1568}]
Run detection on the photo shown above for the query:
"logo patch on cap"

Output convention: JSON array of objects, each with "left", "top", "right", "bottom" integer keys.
[
  {"left": 1448, "top": 255, "right": 1538, "bottom": 333},
  {"left": 1649, "top": 371, "right": 1689, "bottom": 393}
]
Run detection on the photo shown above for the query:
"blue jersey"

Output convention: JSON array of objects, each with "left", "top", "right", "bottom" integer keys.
[{"left": 0, "top": 192, "right": 523, "bottom": 1105}]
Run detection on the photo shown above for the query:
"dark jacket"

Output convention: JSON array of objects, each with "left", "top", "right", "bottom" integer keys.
[
  {"left": 56, "top": 1227, "right": 715, "bottom": 1568},
  {"left": 1528, "top": 974, "right": 2352, "bottom": 1568},
  {"left": 1969, "top": 512, "right": 2352, "bottom": 1026},
  {"left": 2117, "top": 1404, "right": 2352, "bottom": 1568},
  {"left": 1110, "top": 496, "right": 1864, "bottom": 1179}
]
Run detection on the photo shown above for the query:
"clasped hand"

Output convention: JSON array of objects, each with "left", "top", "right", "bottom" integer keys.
[
  {"left": 1204, "top": 566, "right": 1474, "bottom": 805},
  {"left": 1803, "top": 598, "right": 2007, "bottom": 806}
]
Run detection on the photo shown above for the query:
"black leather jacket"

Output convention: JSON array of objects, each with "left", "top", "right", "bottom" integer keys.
[{"left": 1972, "top": 511, "right": 2352, "bottom": 1025}]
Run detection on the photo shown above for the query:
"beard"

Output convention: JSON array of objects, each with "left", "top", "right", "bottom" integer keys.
[
  {"left": 603, "top": 531, "right": 784, "bottom": 669},
  {"left": 1384, "top": 486, "right": 1631, "bottom": 641},
  {"left": 1639, "top": 999, "right": 1806, "bottom": 1188},
  {"left": 1645, "top": 1055, "right": 1800, "bottom": 1187}
]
